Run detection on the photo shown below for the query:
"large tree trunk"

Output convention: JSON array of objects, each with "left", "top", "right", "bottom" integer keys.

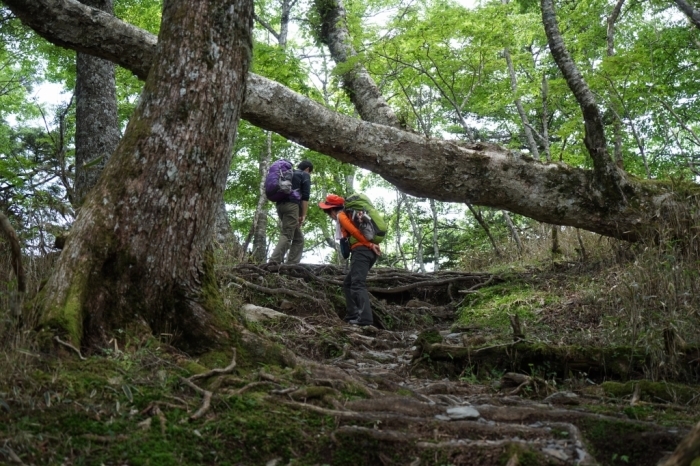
[
  {"left": 38, "top": 0, "right": 253, "bottom": 350},
  {"left": 73, "top": 0, "right": 120, "bottom": 206},
  {"left": 4, "top": 0, "right": 696, "bottom": 241}
]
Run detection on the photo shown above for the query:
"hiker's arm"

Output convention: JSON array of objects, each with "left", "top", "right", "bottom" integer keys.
[
  {"left": 300, "top": 200, "right": 308, "bottom": 224},
  {"left": 299, "top": 172, "right": 311, "bottom": 224},
  {"left": 338, "top": 212, "right": 372, "bottom": 248}
]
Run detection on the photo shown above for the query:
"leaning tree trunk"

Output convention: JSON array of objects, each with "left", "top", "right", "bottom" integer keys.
[
  {"left": 73, "top": 0, "right": 120, "bottom": 206},
  {"left": 313, "top": 0, "right": 401, "bottom": 128},
  {"left": 39, "top": 0, "right": 253, "bottom": 351}
]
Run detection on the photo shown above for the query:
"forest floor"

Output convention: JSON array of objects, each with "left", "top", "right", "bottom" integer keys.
[{"left": 1, "top": 259, "right": 699, "bottom": 465}]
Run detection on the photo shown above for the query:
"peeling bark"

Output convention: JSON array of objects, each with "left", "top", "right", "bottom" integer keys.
[
  {"left": 3, "top": 0, "right": 695, "bottom": 241},
  {"left": 38, "top": 0, "right": 253, "bottom": 349}
]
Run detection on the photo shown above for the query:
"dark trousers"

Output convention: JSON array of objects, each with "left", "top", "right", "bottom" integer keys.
[{"left": 343, "top": 246, "right": 377, "bottom": 325}]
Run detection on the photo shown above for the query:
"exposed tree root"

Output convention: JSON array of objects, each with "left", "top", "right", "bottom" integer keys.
[
  {"left": 416, "top": 339, "right": 700, "bottom": 381},
  {"left": 178, "top": 377, "right": 213, "bottom": 421},
  {"left": 188, "top": 349, "right": 237, "bottom": 382}
]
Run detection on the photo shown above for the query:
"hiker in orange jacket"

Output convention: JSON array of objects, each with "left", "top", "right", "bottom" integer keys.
[{"left": 319, "top": 194, "right": 381, "bottom": 326}]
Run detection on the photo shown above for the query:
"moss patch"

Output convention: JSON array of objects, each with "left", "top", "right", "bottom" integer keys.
[{"left": 457, "top": 282, "right": 556, "bottom": 330}]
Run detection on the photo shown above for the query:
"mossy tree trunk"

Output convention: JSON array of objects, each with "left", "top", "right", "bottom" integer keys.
[{"left": 39, "top": 0, "right": 253, "bottom": 351}]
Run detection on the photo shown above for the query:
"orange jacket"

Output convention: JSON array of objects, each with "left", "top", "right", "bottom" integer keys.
[{"left": 338, "top": 211, "right": 372, "bottom": 250}]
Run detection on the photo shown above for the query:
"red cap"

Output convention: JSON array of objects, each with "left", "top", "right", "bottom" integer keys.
[{"left": 318, "top": 194, "right": 345, "bottom": 210}]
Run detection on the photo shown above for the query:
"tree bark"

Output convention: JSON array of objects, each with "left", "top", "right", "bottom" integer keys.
[
  {"left": 541, "top": 0, "right": 625, "bottom": 199},
  {"left": 38, "top": 0, "right": 253, "bottom": 350},
  {"left": 0, "top": 211, "right": 25, "bottom": 294},
  {"left": 73, "top": 0, "right": 120, "bottom": 206},
  {"left": 430, "top": 199, "right": 440, "bottom": 272},
  {"left": 673, "top": 0, "right": 700, "bottom": 30},
  {"left": 3, "top": 0, "right": 693, "bottom": 241},
  {"left": 313, "top": 0, "right": 401, "bottom": 128},
  {"left": 251, "top": 132, "right": 272, "bottom": 262}
]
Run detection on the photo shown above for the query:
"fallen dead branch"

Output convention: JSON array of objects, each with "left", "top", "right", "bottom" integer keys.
[
  {"left": 54, "top": 336, "right": 86, "bottom": 360},
  {"left": 2, "top": 445, "right": 25, "bottom": 465}
]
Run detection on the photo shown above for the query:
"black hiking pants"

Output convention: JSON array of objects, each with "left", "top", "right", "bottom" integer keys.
[{"left": 343, "top": 246, "right": 377, "bottom": 325}]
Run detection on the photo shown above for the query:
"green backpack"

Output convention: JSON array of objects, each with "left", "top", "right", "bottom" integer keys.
[{"left": 344, "top": 193, "right": 388, "bottom": 244}]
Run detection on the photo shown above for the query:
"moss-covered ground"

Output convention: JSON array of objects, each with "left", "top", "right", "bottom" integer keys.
[{"left": 0, "top": 343, "right": 366, "bottom": 465}]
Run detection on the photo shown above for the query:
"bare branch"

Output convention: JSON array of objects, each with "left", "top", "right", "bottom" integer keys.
[{"left": 253, "top": 12, "right": 280, "bottom": 41}]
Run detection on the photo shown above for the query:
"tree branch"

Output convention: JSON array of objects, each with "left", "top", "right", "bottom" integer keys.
[
  {"left": 541, "top": 0, "right": 624, "bottom": 196},
  {"left": 253, "top": 12, "right": 280, "bottom": 41},
  {"left": 674, "top": 0, "right": 700, "bottom": 29}
]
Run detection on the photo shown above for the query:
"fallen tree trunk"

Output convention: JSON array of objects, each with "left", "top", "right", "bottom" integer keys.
[{"left": 414, "top": 339, "right": 700, "bottom": 382}]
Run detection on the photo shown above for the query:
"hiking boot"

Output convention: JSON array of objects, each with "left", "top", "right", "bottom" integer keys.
[{"left": 348, "top": 320, "right": 373, "bottom": 327}]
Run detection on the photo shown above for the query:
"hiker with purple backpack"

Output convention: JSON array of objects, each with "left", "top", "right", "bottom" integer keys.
[{"left": 266, "top": 160, "right": 313, "bottom": 264}]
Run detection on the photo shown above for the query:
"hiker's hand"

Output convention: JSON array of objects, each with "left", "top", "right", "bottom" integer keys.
[
  {"left": 370, "top": 243, "right": 381, "bottom": 256},
  {"left": 299, "top": 215, "right": 306, "bottom": 225}
]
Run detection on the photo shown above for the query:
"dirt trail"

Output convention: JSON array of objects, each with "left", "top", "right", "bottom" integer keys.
[{"left": 254, "top": 309, "right": 683, "bottom": 465}]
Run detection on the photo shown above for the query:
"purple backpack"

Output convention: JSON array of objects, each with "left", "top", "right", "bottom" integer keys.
[{"left": 265, "top": 159, "right": 300, "bottom": 202}]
